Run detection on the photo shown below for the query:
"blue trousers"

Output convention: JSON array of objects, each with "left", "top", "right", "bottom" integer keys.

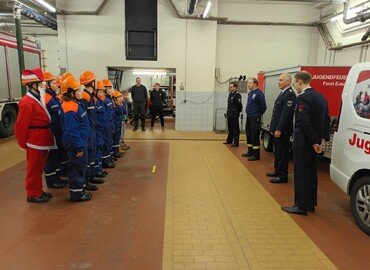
[
  {"left": 44, "top": 148, "right": 62, "bottom": 186},
  {"left": 102, "top": 123, "right": 114, "bottom": 165},
  {"left": 85, "top": 128, "right": 96, "bottom": 181},
  {"left": 112, "top": 125, "right": 122, "bottom": 155},
  {"left": 95, "top": 127, "right": 105, "bottom": 174},
  {"left": 68, "top": 145, "right": 88, "bottom": 200}
]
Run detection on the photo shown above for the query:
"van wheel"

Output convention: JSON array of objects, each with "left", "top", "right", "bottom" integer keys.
[
  {"left": 0, "top": 106, "right": 17, "bottom": 138},
  {"left": 262, "top": 131, "right": 273, "bottom": 152},
  {"left": 350, "top": 177, "right": 370, "bottom": 236}
]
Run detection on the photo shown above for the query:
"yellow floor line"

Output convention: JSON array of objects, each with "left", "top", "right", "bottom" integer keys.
[{"left": 162, "top": 141, "right": 337, "bottom": 270}]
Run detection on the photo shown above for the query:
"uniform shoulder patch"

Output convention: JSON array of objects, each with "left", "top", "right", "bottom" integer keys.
[
  {"left": 297, "top": 104, "right": 304, "bottom": 112},
  {"left": 287, "top": 100, "right": 293, "bottom": 107},
  {"left": 82, "top": 91, "right": 91, "bottom": 102},
  {"left": 62, "top": 101, "right": 78, "bottom": 113},
  {"left": 45, "top": 92, "right": 53, "bottom": 104}
]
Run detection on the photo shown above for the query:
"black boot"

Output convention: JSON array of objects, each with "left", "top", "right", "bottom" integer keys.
[
  {"left": 85, "top": 182, "right": 98, "bottom": 191},
  {"left": 70, "top": 193, "right": 92, "bottom": 202},
  {"left": 90, "top": 178, "right": 105, "bottom": 184},
  {"left": 27, "top": 196, "right": 49, "bottom": 203}
]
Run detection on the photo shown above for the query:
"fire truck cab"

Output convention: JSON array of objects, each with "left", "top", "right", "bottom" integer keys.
[{"left": 330, "top": 63, "right": 370, "bottom": 236}]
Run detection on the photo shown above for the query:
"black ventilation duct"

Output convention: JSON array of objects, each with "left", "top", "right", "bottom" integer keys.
[{"left": 188, "top": 0, "right": 198, "bottom": 15}]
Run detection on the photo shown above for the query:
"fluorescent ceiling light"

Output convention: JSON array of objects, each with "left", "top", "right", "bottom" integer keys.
[
  {"left": 33, "top": 0, "right": 56, "bottom": 13},
  {"left": 133, "top": 71, "right": 167, "bottom": 76},
  {"left": 203, "top": 1, "right": 212, "bottom": 19}
]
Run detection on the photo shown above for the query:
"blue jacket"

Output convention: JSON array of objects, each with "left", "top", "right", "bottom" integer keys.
[
  {"left": 103, "top": 94, "right": 114, "bottom": 125},
  {"left": 95, "top": 97, "right": 108, "bottom": 130},
  {"left": 114, "top": 104, "right": 124, "bottom": 127},
  {"left": 61, "top": 100, "right": 90, "bottom": 153},
  {"left": 45, "top": 89, "right": 63, "bottom": 146},
  {"left": 81, "top": 90, "right": 97, "bottom": 130},
  {"left": 246, "top": 88, "right": 267, "bottom": 117}
]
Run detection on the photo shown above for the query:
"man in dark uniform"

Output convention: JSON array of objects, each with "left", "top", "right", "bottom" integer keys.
[
  {"left": 267, "top": 73, "right": 296, "bottom": 184},
  {"left": 281, "top": 71, "right": 327, "bottom": 215},
  {"left": 242, "top": 77, "right": 267, "bottom": 161},
  {"left": 223, "top": 82, "right": 243, "bottom": 147},
  {"left": 131, "top": 77, "right": 148, "bottom": 131}
]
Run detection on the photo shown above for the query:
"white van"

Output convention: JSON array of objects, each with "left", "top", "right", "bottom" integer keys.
[{"left": 330, "top": 63, "right": 370, "bottom": 236}]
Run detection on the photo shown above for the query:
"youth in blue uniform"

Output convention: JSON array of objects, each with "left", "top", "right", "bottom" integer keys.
[
  {"left": 80, "top": 71, "right": 104, "bottom": 189},
  {"left": 101, "top": 79, "right": 116, "bottom": 168},
  {"left": 112, "top": 91, "right": 124, "bottom": 158},
  {"left": 94, "top": 81, "right": 108, "bottom": 178},
  {"left": 60, "top": 76, "right": 92, "bottom": 202},
  {"left": 43, "top": 72, "right": 68, "bottom": 189}
]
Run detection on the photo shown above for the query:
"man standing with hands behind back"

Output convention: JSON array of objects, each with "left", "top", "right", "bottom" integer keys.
[
  {"left": 224, "top": 82, "right": 243, "bottom": 147},
  {"left": 131, "top": 77, "right": 148, "bottom": 131},
  {"left": 281, "top": 71, "right": 326, "bottom": 215},
  {"left": 267, "top": 73, "right": 296, "bottom": 184}
]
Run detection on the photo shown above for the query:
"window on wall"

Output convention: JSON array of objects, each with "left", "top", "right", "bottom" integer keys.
[{"left": 125, "top": 0, "right": 157, "bottom": 61}]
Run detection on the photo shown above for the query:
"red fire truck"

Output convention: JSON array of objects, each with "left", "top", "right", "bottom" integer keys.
[
  {"left": 259, "top": 65, "right": 351, "bottom": 158},
  {"left": 0, "top": 31, "right": 41, "bottom": 137}
]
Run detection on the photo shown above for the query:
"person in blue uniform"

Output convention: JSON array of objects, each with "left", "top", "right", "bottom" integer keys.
[
  {"left": 60, "top": 76, "right": 92, "bottom": 202},
  {"left": 94, "top": 81, "right": 109, "bottom": 178},
  {"left": 242, "top": 77, "right": 267, "bottom": 161},
  {"left": 80, "top": 71, "right": 104, "bottom": 190},
  {"left": 281, "top": 71, "right": 326, "bottom": 215},
  {"left": 43, "top": 71, "right": 68, "bottom": 189},
  {"left": 101, "top": 79, "right": 116, "bottom": 168},
  {"left": 223, "top": 82, "right": 243, "bottom": 147},
  {"left": 267, "top": 73, "right": 297, "bottom": 184},
  {"left": 112, "top": 90, "right": 124, "bottom": 159}
]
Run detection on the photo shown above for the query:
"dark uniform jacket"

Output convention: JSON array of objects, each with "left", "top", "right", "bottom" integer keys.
[
  {"left": 227, "top": 91, "right": 243, "bottom": 118},
  {"left": 245, "top": 88, "right": 267, "bottom": 117},
  {"left": 150, "top": 90, "right": 166, "bottom": 107},
  {"left": 269, "top": 87, "right": 297, "bottom": 135},
  {"left": 131, "top": 85, "right": 148, "bottom": 102},
  {"left": 293, "top": 88, "right": 326, "bottom": 148}
]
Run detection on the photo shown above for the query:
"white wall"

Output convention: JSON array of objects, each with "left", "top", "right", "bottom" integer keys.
[
  {"left": 34, "top": 36, "right": 60, "bottom": 75},
  {"left": 215, "top": 3, "right": 321, "bottom": 91}
]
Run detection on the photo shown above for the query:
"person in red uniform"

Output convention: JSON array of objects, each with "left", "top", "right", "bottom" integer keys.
[{"left": 14, "top": 68, "right": 56, "bottom": 203}]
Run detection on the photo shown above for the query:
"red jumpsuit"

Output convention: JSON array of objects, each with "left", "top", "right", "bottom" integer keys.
[{"left": 14, "top": 92, "right": 56, "bottom": 198}]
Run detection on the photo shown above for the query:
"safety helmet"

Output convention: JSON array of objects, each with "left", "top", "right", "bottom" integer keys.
[
  {"left": 102, "top": 79, "right": 113, "bottom": 88},
  {"left": 43, "top": 71, "right": 56, "bottom": 82},
  {"left": 112, "top": 90, "right": 123, "bottom": 98},
  {"left": 55, "top": 77, "right": 62, "bottom": 87},
  {"left": 60, "top": 76, "right": 81, "bottom": 94},
  {"left": 80, "top": 70, "right": 96, "bottom": 85},
  {"left": 60, "top": 72, "right": 74, "bottom": 82},
  {"left": 96, "top": 80, "right": 105, "bottom": 90},
  {"left": 21, "top": 68, "right": 44, "bottom": 85}
]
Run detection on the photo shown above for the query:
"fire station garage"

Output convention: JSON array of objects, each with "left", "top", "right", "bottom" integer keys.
[{"left": 0, "top": 0, "right": 369, "bottom": 269}]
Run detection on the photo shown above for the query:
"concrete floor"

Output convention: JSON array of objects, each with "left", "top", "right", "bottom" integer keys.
[{"left": 0, "top": 125, "right": 369, "bottom": 270}]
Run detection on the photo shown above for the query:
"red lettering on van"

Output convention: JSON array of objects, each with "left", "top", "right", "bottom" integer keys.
[{"left": 349, "top": 133, "right": 370, "bottom": 154}]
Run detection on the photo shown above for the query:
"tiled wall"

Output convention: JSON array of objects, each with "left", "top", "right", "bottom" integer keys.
[
  {"left": 175, "top": 91, "right": 249, "bottom": 132},
  {"left": 175, "top": 91, "right": 214, "bottom": 131}
]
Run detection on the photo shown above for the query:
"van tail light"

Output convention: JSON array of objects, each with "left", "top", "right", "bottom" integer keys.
[{"left": 336, "top": 101, "right": 343, "bottom": 132}]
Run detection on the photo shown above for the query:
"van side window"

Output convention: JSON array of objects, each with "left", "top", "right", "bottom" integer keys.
[{"left": 353, "top": 71, "right": 370, "bottom": 120}]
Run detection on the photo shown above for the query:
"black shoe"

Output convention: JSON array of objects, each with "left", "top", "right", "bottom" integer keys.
[
  {"left": 247, "top": 156, "right": 260, "bottom": 161},
  {"left": 308, "top": 207, "right": 315, "bottom": 213},
  {"left": 103, "top": 162, "right": 115, "bottom": 169},
  {"left": 102, "top": 170, "right": 108, "bottom": 175},
  {"left": 95, "top": 172, "right": 106, "bottom": 178},
  {"left": 281, "top": 206, "right": 307, "bottom": 215},
  {"left": 114, "top": 153, "right": 124, "bottom": 158},
  {"left": 47, "top": 182, "right": 68, "bottom": 189},
  {"left": 269, "top": 177, "right": 288, "bottom": 184},
  {"left": 111, "top": 156, "right": 118, "bottom": 162},
  {"left": 241, "top": 152, "right": 253, "bottom": 157},
  {"left": 231, "top": 144, "right": 239, "bottom": 147},
  {"left": 223, "top": 142, "right": 232, "bottom": 145},
  {"left": 142, "top": 127, "right": 146, "bottom": 131},
  {"left": 70, "top": 193, "right": 92, "bottom": 202},
  {"left": 133, "top": 127, "right": 138, "bottom": 131},
  {"left": 42, "top": 192, "right": 53, "bottom": 198},
  {"left": 27, "top": 196, "right": 49, "bottom": 203},
  {"left": 85, "top": 182, "right": 98, "bottom": 191},
  {"left": 266, "top": 172, "right": 277, "bottom": 177},
  {"left": 90, "top": 178, "right": 105, "bottom": 184}
]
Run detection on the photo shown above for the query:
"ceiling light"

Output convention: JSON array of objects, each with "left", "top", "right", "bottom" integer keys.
[
  {"left": 203, "top": 1, "right": 212, "bottom": 19},
  {"left": 33, "top": 0, "right": 56, "bottom": 13},
  {"left": 133, "top": 71, "right": 167, "bottom": 76}
]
